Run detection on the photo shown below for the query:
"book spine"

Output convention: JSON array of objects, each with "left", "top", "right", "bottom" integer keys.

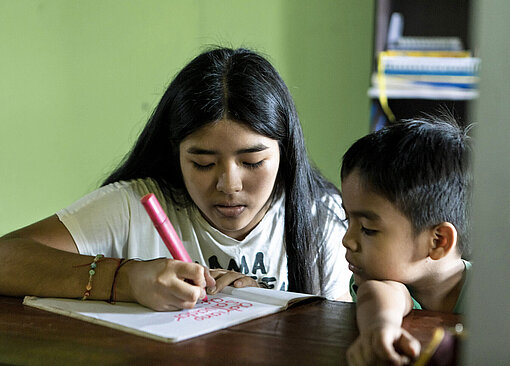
[
  {"left": 381, "top": 56, "right": 481, "bottom": 76},
  {"left": 383, "top": 50, "right": 472, "bottom": 58},
  {"left": 389, "top": 37, "right": 463, "bottom": 51}
]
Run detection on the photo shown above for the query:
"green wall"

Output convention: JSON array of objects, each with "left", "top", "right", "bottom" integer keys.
[{"left": 0, "top": 1, "right": 372, "bottom": 234}]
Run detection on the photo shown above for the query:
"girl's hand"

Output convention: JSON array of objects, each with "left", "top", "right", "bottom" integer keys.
[
  {"left": 122, "top": 258, "right": 215, "bottom": 311},
  {"left": 207, "top": 269, "right": 259, "bottom": 294}
]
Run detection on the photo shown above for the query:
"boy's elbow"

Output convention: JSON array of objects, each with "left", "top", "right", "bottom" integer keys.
[
  {"left": 357, "top": 280, "right": 411, "bottom": 309},
  {"left": 357, "top": 279, "right": 403, "bottom": 295}
]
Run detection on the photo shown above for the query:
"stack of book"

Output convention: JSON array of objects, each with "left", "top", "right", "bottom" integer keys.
[
  {"left": 369, "top": 49, "right": 480, "bottom": 100},
  {"left": 369, "top": 13, "right": 481, "bottom": 101}
]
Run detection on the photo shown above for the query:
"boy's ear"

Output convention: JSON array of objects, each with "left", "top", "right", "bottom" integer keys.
[{"left": 428, "top": 222, "right": 458, "bottom": 260}]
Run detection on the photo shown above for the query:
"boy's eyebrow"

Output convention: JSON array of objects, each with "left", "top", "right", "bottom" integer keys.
[
  {"left": 351, "top": 210, "right": 381, "bottom": 221},
  {"left": 342, "top": 205, "right": 381, "bottom": 221},
  {"left": 186, "top": 143, "right": 270, "bottom": 155}
]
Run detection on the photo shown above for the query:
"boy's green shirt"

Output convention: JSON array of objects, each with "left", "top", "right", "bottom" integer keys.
[{"left": 349, "top": 260, "right": 471, "bottom": 314}]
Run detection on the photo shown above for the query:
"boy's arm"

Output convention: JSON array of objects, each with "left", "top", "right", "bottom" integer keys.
[{"left": 346, "top": 280, "right": 421, "bottom": 366}]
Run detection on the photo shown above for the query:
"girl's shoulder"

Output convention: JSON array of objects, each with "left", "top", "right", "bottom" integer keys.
[
  {"left": 317, "top": 192, "right": 345, "bottom": 220},
  {"left": 60, "top": 178, "right": 168, "bottom": 215}
]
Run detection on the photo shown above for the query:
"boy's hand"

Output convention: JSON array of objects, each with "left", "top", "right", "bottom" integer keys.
[{"left": 346, "top": 324, "right": 421, "bottom": 366}]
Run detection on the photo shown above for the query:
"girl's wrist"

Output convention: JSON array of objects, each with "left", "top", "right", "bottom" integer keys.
[{"left": 112, "top": 259, "right": 138, "bottom": 302}]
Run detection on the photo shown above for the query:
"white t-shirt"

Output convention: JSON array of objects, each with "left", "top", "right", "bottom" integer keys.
[{"left": 57, "top": 178, "right": 349, "bottom": 299}]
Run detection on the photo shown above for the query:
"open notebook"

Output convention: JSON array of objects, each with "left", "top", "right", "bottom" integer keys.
[{"left": 23, "top": 286, "right": 321, "bottom": 343}]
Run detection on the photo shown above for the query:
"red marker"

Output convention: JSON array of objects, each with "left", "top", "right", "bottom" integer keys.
[{"left": 141, "top": 193, "right": 207, "bottom": 301}]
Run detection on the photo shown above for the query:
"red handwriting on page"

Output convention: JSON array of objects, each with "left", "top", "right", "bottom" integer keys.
[{"left": 174, "top": 297, "right": 254, "bottom": 322}]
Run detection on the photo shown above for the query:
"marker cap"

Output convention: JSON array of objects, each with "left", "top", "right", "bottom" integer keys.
[{"left": 141, "top": 193, "right": 167, "bottom": 226}]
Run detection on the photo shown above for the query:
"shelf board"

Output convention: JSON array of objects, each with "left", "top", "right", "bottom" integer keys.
[{"left": 368, "top": 87, "right": 479, "bottom": 100}]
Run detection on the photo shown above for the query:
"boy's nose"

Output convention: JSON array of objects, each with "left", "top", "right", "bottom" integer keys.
[
  {"left": 342, "top": 228, "right": 359, "bottom": 252},
  {"left": 216, "top": 166, "right": 242, "bottom": 194}
]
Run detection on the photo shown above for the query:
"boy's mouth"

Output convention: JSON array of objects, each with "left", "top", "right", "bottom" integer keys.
[
  {"left": 348, "top": 263, "right": 363, "bottom": 275},
  {"left": 346, "top": 256, "right": 363, "bottom": 275}
]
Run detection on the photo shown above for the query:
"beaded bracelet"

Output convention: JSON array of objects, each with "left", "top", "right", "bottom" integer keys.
[{"left": 81, "top": 254, "right": 104, "bottom": 300}]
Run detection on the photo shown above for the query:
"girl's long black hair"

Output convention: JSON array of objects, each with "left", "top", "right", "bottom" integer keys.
[{"left": 103, "top": 47, "right": 339, "bottom": 294}]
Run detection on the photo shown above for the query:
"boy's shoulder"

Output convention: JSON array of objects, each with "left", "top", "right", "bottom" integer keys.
[
  {"left": 349, "top": 260, "right": 472, "bottom": 313},
  {"left": 453, "top": 259, "right": 472, "bottom": 313},
  {"left": 413, "top": 260, "right": 471, "bottom": 312}
]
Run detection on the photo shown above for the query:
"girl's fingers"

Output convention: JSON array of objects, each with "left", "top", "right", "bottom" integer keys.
[
  {"left": 207, "top": 270, "right": 247, "bottom": 294},
  {"left": 203, "top": 266, "right": 217, "bottom": 288},
  {"left": 233, "top": 276, "right": 258, "bottom": 288}
]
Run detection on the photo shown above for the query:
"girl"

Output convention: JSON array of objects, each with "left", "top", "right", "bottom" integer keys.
[{"left": 0, "top": 47, "right": 349, "bottom": 310}]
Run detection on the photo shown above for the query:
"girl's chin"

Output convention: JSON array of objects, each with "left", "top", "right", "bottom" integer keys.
[
  {"left": 218, "top": 228, "right": 250, "bottom": 241},
  {"left": 212, "top": 220, "right": 252, "bottom": 240}
]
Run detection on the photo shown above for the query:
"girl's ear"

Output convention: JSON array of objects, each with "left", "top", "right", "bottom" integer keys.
[{"left": 429, "top": 222, "right": 458, "bottom": 260}]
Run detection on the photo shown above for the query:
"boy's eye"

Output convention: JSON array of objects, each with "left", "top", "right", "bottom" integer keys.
[
  {"left": 243, "top": 160, "right": 264, "bottom": 169},
  {"left": 192, "top": 162, "right": 214, "bottom": 170},
  {"left": 361, "top": 226, "right": 378, "bottom": 236}
]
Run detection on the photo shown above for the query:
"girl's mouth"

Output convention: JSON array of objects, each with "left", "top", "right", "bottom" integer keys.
[{"left": 214, "top": 205, "right": 246, "bottom": 217}]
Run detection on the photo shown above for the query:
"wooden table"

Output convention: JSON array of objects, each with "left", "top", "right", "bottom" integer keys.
[{"left": 0, "top": 295, "right": 461, "bottom": 365}]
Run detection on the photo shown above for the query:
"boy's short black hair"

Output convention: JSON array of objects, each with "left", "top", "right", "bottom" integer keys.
[{"left": 341, "top": 115, "right": 472, "bottom": 258}]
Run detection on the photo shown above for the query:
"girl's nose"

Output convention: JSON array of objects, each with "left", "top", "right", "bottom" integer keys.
[{"left": 216, "top": 165, "right": 242, "bottom": 194}]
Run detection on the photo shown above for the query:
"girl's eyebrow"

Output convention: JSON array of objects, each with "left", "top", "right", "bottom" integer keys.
[{"left": 186, "top": 143, "right": 270, "bottom": 155}]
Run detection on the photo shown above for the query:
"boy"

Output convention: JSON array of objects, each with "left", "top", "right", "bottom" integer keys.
[{"left": 341, "top": 117, "right": 472, "bottom": 365}]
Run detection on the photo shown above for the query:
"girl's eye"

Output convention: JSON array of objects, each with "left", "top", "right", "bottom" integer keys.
[
  {"left": 192, "top": 162, "right": 214, "bottom": 170},
  {"left": 361, "top": 226, "right": 378, "bottom": 236},
  {"left": 244, "top": 161, "right": 264, "bottom": 169}
]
